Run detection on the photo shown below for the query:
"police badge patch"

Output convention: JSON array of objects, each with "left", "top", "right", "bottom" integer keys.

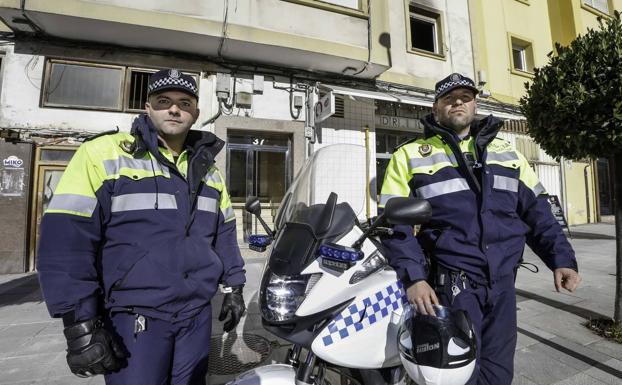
[
  {"left": 418, "top": 144, "right": 432, "bottom": 157},
  {"left": 169, "top": 69, "right": 180, "bottom": 78},
  {"left": 450, "top": 73, "right": 462, "bottom": 82}
]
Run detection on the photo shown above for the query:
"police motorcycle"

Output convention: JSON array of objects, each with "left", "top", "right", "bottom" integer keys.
[{"left": 226, "top": 144, "right": 438, "bottom": 385}]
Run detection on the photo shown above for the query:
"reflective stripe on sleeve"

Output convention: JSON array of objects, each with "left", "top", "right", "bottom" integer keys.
[
  {"left": 111, "top": 193, "right": 177, "bottom": 212},
  {"left": 221, "top": 206, "right": 235, "bottom": 222},
  {"left": 103, "top": 156, "right": 170, "bottom": 177},
  {"left": 415, "top": 178, "right": 470, "bottom": 199},
  {"left": 487, "top": 151, "right": 519, "bottom": 163},
  {"left": 532, "top": 182, "right": 547, "bottom": 196},
  {"left": 197, "top": 196, "right": 218, "bottom": 213},
  {"left": 493, "top": 175, "right": 519, "bottom": 193},
  {"left": 408, "top": 152, "right": 457, "bottom": 171},
  {"left": 204, "top": 170, "right": 223, "bottom": 185},
  {"left": 46, "top": 194, "right": 98, "bottom": 216}
]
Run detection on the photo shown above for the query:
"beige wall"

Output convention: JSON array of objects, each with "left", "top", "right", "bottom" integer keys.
[
  {"left": 564, "top": 160, "right": 598, "bottom": 225},
  {"left": 470, "top": 0, "right": 554, "bottom": 104}
]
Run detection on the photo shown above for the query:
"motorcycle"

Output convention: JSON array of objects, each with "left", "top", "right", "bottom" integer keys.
[{"left": 227, "top": 144, "right": 431, "bottom": 385}]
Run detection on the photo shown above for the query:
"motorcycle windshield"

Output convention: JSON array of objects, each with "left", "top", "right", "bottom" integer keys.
[{"left": 269, "top": 144, "right": 370, "bottom": 276}]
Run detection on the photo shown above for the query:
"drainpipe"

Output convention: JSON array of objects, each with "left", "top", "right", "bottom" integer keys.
[{"left": 584, "top": 164, "right": 591, "bottom": 223}]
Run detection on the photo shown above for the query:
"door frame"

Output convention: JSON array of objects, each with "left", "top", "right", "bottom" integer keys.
[{"left": 29, "top": 145, "right": 77, "bottom": 271}]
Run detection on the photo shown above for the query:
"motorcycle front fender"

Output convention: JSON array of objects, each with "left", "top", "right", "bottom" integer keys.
[{"left": 225, "top": 364, "right": 296, "bottom": 385}]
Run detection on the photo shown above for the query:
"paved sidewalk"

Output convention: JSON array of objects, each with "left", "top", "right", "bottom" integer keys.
[{"left": 0, "top": 223, "right": 620, "bottom": 384}]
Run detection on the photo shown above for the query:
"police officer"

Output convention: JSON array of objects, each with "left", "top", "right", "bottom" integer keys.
[
  {"left": 379, "top": 73, "right": 581, "bottom": 385},
  {"left": 37, "top": 69, "right": 246, "bottom": 385}
]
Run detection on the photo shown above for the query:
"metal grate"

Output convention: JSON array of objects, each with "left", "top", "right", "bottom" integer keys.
[
  {"left": 208, "top": 333, "right": 272, "bottom": 375},
  {"left": 127, "top": 70, "right": 152, "bottom": 110},
  {"left": 334, "top": 95, "right": 345, "bottom": 118}
]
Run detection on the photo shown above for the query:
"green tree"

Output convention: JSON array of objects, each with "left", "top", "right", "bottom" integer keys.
[{"left": 520, "top": 11, "right": 622, "bottom": 324}]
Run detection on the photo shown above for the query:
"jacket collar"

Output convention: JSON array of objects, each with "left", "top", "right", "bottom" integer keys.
[
  {"left": 130, "top": 114, "right": 225, "bottom": 162},
  {"left": 420, "top": 113, "right": 504, "bottom": 145}
]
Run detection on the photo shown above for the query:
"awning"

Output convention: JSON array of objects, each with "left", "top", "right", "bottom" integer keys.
[
  {"left": 319, "top": 83, "right": 526, "bottom": 121},
  {"left": 321, "top": 84, "right": 433, "bottom": 107}
]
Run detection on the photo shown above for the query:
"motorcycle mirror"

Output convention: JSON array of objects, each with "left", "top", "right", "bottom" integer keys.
[
  {"left": 245, "top": 196, "right": 261, "bottom": 215},
  {"left": 244, "top": 196, "right": 275, "bottom": 237},
  {"left": 383, "top": 197, "right": 432, "bottom": 226},
  {"left": 351, "top": 198, "right": 431, "bottom": 249}
]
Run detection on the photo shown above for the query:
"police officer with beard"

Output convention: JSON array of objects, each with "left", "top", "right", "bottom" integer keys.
[{"left": 380, "top": 73, "right": 581, "bottom": 385}]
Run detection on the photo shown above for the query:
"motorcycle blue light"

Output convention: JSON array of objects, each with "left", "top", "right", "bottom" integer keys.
[
  {"left": 249, "top": 234, "right": 272, "bottom": 247},
  {"left": 317, "top": 243, "right": 363, "bottom": 262}
]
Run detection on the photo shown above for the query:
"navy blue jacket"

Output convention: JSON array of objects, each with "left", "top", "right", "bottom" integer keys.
[
  {"left": 37, "top": 115, "right": 245, "bottom": 323},
  {"left": 379, "top": 114, "right": 577, "bottom": 286}
]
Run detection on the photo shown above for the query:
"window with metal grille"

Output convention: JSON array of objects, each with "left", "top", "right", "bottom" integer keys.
[
  {"left": 42, "top": 59, "right": 199, "bottom": 113},
  {"left": 127, "top": 70, "right": 153, "bottom": 111}
]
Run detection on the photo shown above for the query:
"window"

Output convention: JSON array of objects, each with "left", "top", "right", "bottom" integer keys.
[
  {"left": 512, "top": 44, "right": 527, "bottom": 72},
  {"left": 583, "top": 0, "right": 609, "bottom": 14},
  {"left": 280, "top": 0, "right": 367, "bottom": 17},
  {"left": 126, "top": 69, "right": 156, "bottom": 111},
  {"left": 509, "top": 37, "right": 534, "bottom": 74},
  {"left": 44, "top": 62, "right": 124, "bottom": 109},
  {"left": 321, "top": 0, "right": 359, "bottom": 9},
  {"left": 408, "top": 5, "right": 443, "bottom": 56},
  {"left": 42, "top": 60, "right": 199, "bottom": 112}
]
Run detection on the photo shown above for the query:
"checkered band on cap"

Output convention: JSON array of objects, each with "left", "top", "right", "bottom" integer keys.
[
  {"left": 434, "top": 73, "right": 478, "bottom": 100},
  {"left": 147, "top": 69, "right": 198, "bottom": 98}
]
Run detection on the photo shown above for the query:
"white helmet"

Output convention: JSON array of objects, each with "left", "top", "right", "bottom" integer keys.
[{"left": 398, "top": 304, "right": 476, "bottom": 385}]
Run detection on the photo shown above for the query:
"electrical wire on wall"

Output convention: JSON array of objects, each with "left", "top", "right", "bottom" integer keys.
[{"left": 217, "top": 0, "right": 230, "bottom": 59}]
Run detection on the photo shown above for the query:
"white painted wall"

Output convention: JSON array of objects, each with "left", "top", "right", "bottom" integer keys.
[
  {"left": 0, "top": 47, "right": 136, "bottom": 133},
  {"left": 0, "top": 47, "right": 303, "bottom": 134},
  {"left": 385, "top": 0, "right": 475, "bottom": 81}
]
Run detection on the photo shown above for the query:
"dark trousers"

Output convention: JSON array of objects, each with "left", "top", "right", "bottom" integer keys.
[
  {"left": 104, "top": 305, "right": 212, "bottom": 385},
  {"left": 435, "top": 274, "right": 516, "bottom": 385}
]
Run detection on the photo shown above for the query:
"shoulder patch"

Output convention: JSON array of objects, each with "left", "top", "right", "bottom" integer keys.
[
  {"left": 488, "top": 137, "right": 514, "bottom": 152},
  {"left": 394, "top": 136, "right": 419, "bottom": 151}
]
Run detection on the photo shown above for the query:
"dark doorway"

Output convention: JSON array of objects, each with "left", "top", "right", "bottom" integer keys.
[
  {"left": 597, "top": 158, "right": 614, "bottom": 216},
  {"left": 227, "top": 132, "right": 292, "bottom": 239}
]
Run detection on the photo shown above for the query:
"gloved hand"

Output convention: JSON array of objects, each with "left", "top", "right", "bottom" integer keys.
[
  {"left": 218, "top": 285, "right": 246, "bottom": 333},
  {"left": 63, "top": 318, "right": 127, "bottom": 377}
]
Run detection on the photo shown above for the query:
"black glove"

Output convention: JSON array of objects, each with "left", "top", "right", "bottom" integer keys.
[
  {"left": 63, "top": 318, "right": 127, "bottom": 377},
  {"left": 218, "top": 285, "right": 246, "bottom": 333}
]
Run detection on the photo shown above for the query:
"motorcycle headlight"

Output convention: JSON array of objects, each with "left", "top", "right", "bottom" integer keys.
[
  {"left": 349, "top": 251, "right": 387, "bottom": 284},
  {"left": 260, "top": 270, "right": 322, "bottom": 323}
]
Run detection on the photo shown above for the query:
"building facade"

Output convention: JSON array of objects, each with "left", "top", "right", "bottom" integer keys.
[{"left": 0, "top": 0, "right": 617, "bottom": 272}]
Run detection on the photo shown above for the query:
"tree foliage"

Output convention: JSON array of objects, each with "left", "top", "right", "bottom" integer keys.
[{"left": 520, "top": 11, "right": 622, "bottom": 160}]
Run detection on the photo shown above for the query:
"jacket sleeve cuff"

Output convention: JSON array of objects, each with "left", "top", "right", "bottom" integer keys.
[
  {"left": 548, "top": 255, "right": 579, "bottom": 273},
  {"left": 73, "top": 295, "right": 99, "bottom": 323},
  {"left": 223, "top": 271, "right": 246, "bottom": 287},
  {"left": 398, "top": 261, "right": 428, "bottom": 288}
]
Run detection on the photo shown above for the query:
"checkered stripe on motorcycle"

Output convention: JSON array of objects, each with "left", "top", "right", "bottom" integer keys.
[{"left": 321, "top": 281, "right": 405, "bottom": 346}]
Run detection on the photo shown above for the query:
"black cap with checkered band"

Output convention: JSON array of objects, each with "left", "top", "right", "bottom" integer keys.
[
  {"left": 434, "top": 73, "right": 478, "bottom": 101},
  {"left": 147, "top": 69, "right": 199, "bottom": 99}
]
